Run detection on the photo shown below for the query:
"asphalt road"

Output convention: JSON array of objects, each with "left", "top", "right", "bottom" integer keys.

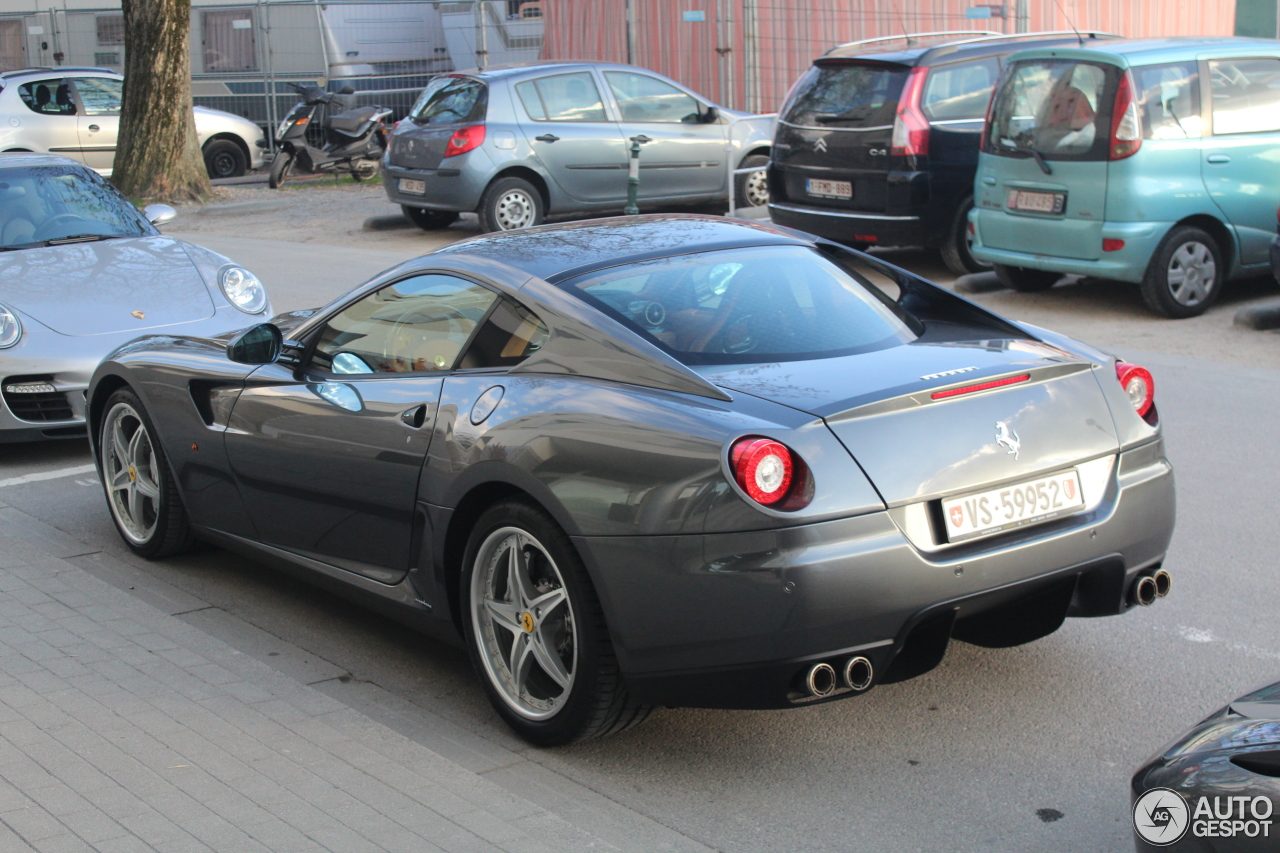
[{"left": 2, "top": 235, "right": 1278, "bottom": 853}]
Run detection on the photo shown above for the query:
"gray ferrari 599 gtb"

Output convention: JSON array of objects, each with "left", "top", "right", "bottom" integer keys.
[{"left": 87, "top": 215, "right": 1176, "bottom": 745}]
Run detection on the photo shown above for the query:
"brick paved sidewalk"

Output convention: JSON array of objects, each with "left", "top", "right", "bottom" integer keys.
[{"left": 0, "top": 525, "right": 618, "bottom": 853}]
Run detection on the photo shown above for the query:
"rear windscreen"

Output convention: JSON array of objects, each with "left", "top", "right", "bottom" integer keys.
[
  {"left": 558, "top": 245, "right": 917, "bottom": 365},
  {"left": 407, "top": 76, "right": 487, "bottom": 125},
  {"left": 781, "top": 62, "right": 907, "bottom": 129},
  {"left": 987, "top": 59, "right": 1118, "bottom": 160}
]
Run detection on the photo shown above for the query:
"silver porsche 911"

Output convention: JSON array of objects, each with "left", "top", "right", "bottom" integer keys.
[
  {"left": 86, "top": 214, "right": 1176, "bottom": 745},
  {"left": 0, "top": 153, "right": 272, "bottom": 442}
]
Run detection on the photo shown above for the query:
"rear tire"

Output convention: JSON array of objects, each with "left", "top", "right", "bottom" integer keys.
[
  {"left": 477, "top": 177, "right": 543, "bottom": 233},
  {"left": 402, "top": 205, "right": 459, "bottom": 231},
  {"left": 940, "top": 197, "right": 991, "bottom": 277},
  {"left": 1139, "top": 225, "right": 1223, "bottom": 318},
  {"left": 994, "top": 264, "right": 1061, "bottom": 293},
  {"left": 351, "top": 158, "right": 380, "bottom": 182},
  {"left": 99, "top": 388, "right": 198, "bottom": 560},
  {"left": 735, "top": 153, "right": 770, "bottom": 209},
  {"left": 203, "top": 139, "right": 247, "bottom": 180},
  {"left": 267, "top": 151, "right": 295, "bottom": 189},
  {"left": 461, "top": 499, "right": 653, "bottom": 745}
]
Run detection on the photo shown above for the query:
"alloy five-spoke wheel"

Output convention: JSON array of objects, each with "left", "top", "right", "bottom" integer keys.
[
  {"left": 1141, "top": 225, "right": 1223, "bottom": 318},
  {"left": 470, "top": 526, "right": 576, "bottom": 719},
  {"left": 461, "top": 500, "right": 652, "bottom": 745},
  {"left": 99, "top": 389, "right": 196, "bottom": 558}
]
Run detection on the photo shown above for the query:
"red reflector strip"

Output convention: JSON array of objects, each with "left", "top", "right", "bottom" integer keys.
[{"left": 931, "top": 373, "right": 1031, "bottom": 401}]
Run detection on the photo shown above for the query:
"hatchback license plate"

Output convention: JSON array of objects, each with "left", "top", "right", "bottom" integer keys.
[
  {"left": 807, "top": 179, "right": 852, "bottom": 199},
  {"left": 942, "top": 470, "right": 1084, "bottom": 543},
  {"left": 1007, "top": 189, "right": 1064, "bottom": 214},
  {"left": 399, "top": 178, "right": 426, "bottom": 195}
]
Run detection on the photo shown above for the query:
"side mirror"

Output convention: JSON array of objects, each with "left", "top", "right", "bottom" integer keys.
[
  {"left": 700, "top": 106, "right": 719, "bottom": 124},
  {"left": 227, "top": 323, "right": 283, "bottom": 365},
  {"left": 143, "top": 204, "right": 176, "bottom": 226}
]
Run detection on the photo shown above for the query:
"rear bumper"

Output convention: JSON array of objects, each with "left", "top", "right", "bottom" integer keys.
[
  {"left": 767, "top": 202, "right": 925, "bottom": 246},
  {"left": 970, "top": 213, "right": 1169, "bottom": 284},
  {"left": 579, "top": 440, "right": 1175, "bottom": 709},
  {"left": 382, "top": 158, "right": 489, "bottom": 213}
]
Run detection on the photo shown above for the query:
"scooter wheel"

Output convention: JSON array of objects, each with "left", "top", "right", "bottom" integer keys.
[
  {"left": 352, "top": 159, "right": 380, "bottom": 182},
  {"left": 268, "top": 152, "right": 295, "bottom": 189}
]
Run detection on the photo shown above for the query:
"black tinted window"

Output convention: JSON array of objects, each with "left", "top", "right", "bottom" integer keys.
[
  {"left": 408, "top": 76, "right": 487, "bottom": 125},
  {"left": 17, "top": 79, "right": 76, "bottom": 115},
  {"left": 459, "top": 299, "right": 549, "bottom": 369},
  {"left": 516, "top": 72, "right": 607, "bottom": 122},
  {"left": 559, "top": 246, "right": 916, "bottom": 365},
  {"left": 781, "top": 63, "right": 906, "bottom": 129},
  {"left": 1209, "top": 57, "right": 1280, "bottom": 135},
  {"left": 922, "top": 58, "right": 998, "bottom": 122}
]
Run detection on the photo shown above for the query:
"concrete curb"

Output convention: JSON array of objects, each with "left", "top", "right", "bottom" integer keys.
[
  {"left": 954, "top": 271, "right": 1004, "bottom": 294},
  {"left": 1234, "top": 302, "right": 1280, "bottom": 331}
]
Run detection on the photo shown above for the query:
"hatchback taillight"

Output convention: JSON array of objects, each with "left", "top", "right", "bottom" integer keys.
[
  {"left": 891, "top": 67, "right": 930, "bottom": 158},
  {"left": 730, "top": 437, "right": 812, "bottom": 510},
  {"left": 1115, "top": 361, "right": 1155, "bottom": 419},
  {"left": 444, "top": 124, "right": 486, "bottom": 158},
  {"left": 1109, "top": 72, "right": 1142, "bottom": 160}
]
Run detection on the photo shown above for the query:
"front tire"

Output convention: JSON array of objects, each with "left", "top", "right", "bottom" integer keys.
[
  {"left": 993, "top": 264, "right": 1061, "bottom": 293},
  {"left": 99, "top": 388, "right": 197, "bottom": 559},
  {"left": 477, "top": 177, "right": 543, "bottom": 233},
  {"left": 461, "top": 500, "right": 652, "bottom": 745},
  {"left": 203, "top": 139, "right": 247, "bottom": 179},
  {"left": 1140, "top": 225, "right": 1223, "bottom": 318},
  {"left": 940, "top": 196, "right": 991, "bottom": 276},
  {"left": 268, "top": 151, "right": 295, "bottom": 189},
  {"left": 402, "top": 205, "right": 459, "bottom": 231},
  {"left": 735, "top": 153, "right": 770, "bottom": 209}
]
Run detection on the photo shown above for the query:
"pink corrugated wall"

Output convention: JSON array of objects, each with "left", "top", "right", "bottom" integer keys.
[{"left": 542, "top": 0, "right": 1238, "bottom": 112}]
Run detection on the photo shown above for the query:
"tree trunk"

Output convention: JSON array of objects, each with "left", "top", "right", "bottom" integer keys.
[{"left": 111, "top": 0, "right": 211, "bottom": 203}]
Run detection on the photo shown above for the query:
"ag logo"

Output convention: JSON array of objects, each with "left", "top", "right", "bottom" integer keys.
[{"left": 1133, "top": 787, "right": 1190, "bottom": 846}]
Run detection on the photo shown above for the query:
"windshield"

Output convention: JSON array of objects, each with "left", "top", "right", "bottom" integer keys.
[
  {"left": 408, "top": 75, "right": 487, "bottom": 125},
  {"left": 0, "top": 165, "right": 150, "bottom": 249},
  {"left": 987, "top": 59, "right": 1117, "bottom": 160},
  {"left": 558, "top": 245, "right": 917, "bottom": 365},
  {"left": 781, "top": 62, "right": 907, "bottom": 129}
]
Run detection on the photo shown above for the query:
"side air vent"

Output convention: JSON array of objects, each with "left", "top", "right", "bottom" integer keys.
[{"left": 3, "top": 376, "right": 74, "bottom": 422}]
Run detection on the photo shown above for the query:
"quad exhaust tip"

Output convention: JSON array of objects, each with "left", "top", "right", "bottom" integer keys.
[
  {"left": 802, "top": 663, "right": 837, "bottom": 698},
  {"left": 842, "top": 656, "right": 874, "bottom": 693},
  {"left": 1132, "top": 575, "right": 1158, "bottom": 607}
]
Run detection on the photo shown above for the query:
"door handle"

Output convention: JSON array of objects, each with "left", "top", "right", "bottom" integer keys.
[
  {"left": 1206, "top": 154, "right": 1231, "bottom": 164},
  {"left": 400, "top": 404, "right": 428, "bottom": 429},
  {"left": 982, "top": 176, "right": 996, "bottom": 185},
  {"left": 88, "top": 124, "right": 100, "bottom": 132},
  {"left": 535, "top": 134, "right": 560, "bottom": 143},
  {"left": 631, "top": 134, "right": 652, "bottom": 144}
]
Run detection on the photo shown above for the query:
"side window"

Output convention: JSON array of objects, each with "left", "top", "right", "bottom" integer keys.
[
  {"left": 17, "top": 79, "right": 76, "bottom": 115},
  {"left": 72, "top": 78, "right": 123, "bottom": 115},
  {"left": 1209, "top": 57, "right": 1280, "bottom": 135},
  {"left": 458, "top": 299, "right": 549, "bottom": 369},
  {"left": 1133, "top": 62, "right": 1201, "bottom": 139},
  {"left": 605, "top": 71, "right": 701, "bottom": 123},
  {"left": 515, "top": 72, "right": 607, "bottom": 122},
  {"left": 921, "top": 57, "right": 999, "bottom": 122},
  {"left": 311, "top": 274, "right": 498, "bottom": 375}
]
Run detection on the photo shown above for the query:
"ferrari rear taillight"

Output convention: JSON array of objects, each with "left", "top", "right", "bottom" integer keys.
[
  {"left": 891, "top": 67, "right": 930, "bottom": 158},
  {"left": 444, "top": 124, "right": 486, "bottom": 158},
  {"left": 730, "top": 437, "right": 812, "bottom": 509},
  {"left": 1115, "top": 361, "right": 1155, "bottom": 418},
  {"left": 1109, "top": 72, "right": 1142, "bottom": 160}
]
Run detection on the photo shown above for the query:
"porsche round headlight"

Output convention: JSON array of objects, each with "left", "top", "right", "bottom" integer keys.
[
  {"left": 0, "top": 303, "right": 22, "bottom": 349},
  {"left": 218, "top": 265, "right": 268, "bottom": 315}
]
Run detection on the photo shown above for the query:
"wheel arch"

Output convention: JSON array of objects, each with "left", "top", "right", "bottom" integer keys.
[
  {"left": 201, "top": 132, "right": 251, "bottom": 165},
  {"left": 86, "top": 369, "right": 133, "bottom": 459},
  {"left": 739, "top": 145, "right": 770, "bottom": 166},
  {"left": 487, "top": 165, "right": 551, "bottom": 211},
  {"left": 1171, "top": 214, "right": 1236, "bottom": 271}
]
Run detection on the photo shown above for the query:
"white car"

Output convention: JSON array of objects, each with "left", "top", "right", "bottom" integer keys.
[{"left": 0, "top": 66, "right": 266, "bottom": 179}]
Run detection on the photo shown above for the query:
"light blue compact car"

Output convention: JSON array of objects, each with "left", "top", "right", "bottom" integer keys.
[{"left": 970, "top": 37, "right": 1280, "bottom": 317}]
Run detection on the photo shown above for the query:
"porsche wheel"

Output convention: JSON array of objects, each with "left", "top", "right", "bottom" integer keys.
[
  {"left": 100, "top": 389, "right": 197, "bottom": 559},
  {"left": 462, "top": 500, "right": 652, "bottom": 745}
]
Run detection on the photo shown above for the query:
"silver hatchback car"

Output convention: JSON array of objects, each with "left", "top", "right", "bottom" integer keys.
[
  {"left": 0, "top": 67, "right": 266, "bottom": 179},
  {"left": 384, "top": 61, "right": 774, "bottom": 232}
]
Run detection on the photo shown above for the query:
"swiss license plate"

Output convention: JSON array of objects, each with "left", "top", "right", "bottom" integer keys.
[
  {"left": 941, "top": 470, "right": 1084, "bottom": 543},
  {"left": 807, "top": 178, "right": 852, "bottom": 199},
  {"left": 1007, "top": 188, "right": 1065, "bottom": 214},
  {"left": 399, "top": 178, "right": 426, "bottom": 195}
]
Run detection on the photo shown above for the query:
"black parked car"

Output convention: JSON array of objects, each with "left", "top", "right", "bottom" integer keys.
[{"left": 767, "top": 30, "right": 1114, "bottom": 276}]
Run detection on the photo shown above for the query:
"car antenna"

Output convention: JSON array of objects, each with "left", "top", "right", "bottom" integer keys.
[
  {"left": 1052, "top": 0, "right": 1085, "bottom": 45},
  {"left": 888, "top": 0, "right": 911, "bottom": 45}
]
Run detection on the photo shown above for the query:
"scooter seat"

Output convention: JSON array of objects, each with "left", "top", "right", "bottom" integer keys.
[{"left": 326, "top": 106, "right": 379, "bottom": 134}]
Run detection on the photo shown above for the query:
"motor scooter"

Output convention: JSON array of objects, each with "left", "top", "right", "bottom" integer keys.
[{"left": 268, "top": 84, "right": 392, "bottom": 188}]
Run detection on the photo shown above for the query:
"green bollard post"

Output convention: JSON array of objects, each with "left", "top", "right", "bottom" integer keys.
[{"left": 625, "top": 134, "right": 649, "bottom": 216}]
